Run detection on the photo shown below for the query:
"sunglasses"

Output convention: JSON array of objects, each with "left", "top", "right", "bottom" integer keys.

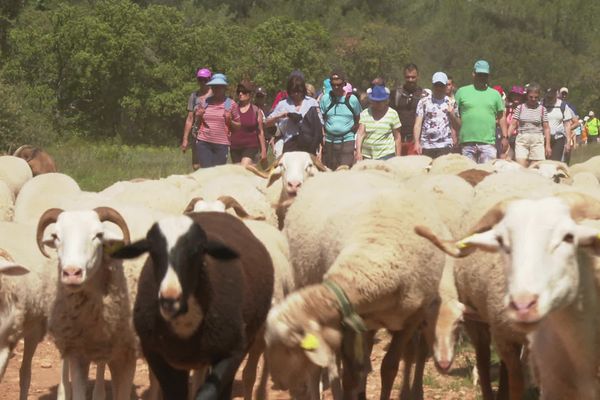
[
  {"left": 331, "top": 83, "right": 344, "bottom": 89},
  {"left": 237, "top": 89, "right": 250, "bottom": 94}
]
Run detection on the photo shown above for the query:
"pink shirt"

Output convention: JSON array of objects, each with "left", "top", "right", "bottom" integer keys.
[{"left": 197, "top": 99, "right": 241, "bottom": 145}]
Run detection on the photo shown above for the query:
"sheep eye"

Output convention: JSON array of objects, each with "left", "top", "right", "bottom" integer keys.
[
  {"left": 563, "top": 233, "right": 574, "bottom": 244},
  {"left": 95, "top": 232, "right": 104, "bottom": 240},
  {"left": 497, "top": 236, "right": 510, "bottom": 253},
  {"left": 51, "top": 233, "right": 59, "bottom": 242}
]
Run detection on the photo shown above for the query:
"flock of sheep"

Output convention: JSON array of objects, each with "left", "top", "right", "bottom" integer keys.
[{"left": 1, "top": 146, "right": 600, "bottom": 400}]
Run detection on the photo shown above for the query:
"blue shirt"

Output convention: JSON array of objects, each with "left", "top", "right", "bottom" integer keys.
[
  {"left": 319, "top": 92, "right": 362, "bottom": 143},
  {"left": 271, "top": 96, "right": 323, "bottom": 143}
]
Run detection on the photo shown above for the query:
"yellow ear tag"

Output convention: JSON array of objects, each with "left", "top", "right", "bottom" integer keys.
[
  {"left": 300, "top": 333, "right": 320, "bottom": 350},
  {"left": 103, "top": 242, "right": 124, "bottom": 256},
  {"left": 456, "top": 235, "right": 474, "bottom": 249}
]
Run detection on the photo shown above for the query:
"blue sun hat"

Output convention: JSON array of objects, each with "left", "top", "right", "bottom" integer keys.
[
  {"left": 368, "top": 85, "right": 390, "bottom": 102},
  {"left": 207, "top": 73, "right": 228, "bottom": 86}
]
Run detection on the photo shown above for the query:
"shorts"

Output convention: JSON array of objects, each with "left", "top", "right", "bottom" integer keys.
[
  {"left": 322, "top": 140, "right": 355, "bottom": 170},
  {"left": 515, "top": 134, "right": 545, "bottom": 161},
  {"left": 230, "top": 147, "right": 258, "bottom": 163},
  {"left": 422, "top": 147, "right": 454, "bottom": 159},
  {"left": 461, "top": 143, "right": 497, "bottom": 164},
  {"left": 196, "top": 140, "right": 229, "bottom": 168}
]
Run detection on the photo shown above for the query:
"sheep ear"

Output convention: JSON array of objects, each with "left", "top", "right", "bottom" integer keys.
[
  {"left": 572, "top": 225, "right": 600, "bottom": 255},
  {"left": 300, "top": 332, "right": 333, "bottom": 368},
  {"left": 0, "top": 261, "right": 29, "bottom": 276},
  {"left": 204, "top": 240, "right": 239, "bottom": 260},
  {"left": 109, "top": 239, "right": 150, "bottom": 259},
  {"left": 102, "top": 239, "right": 127, "bottom": 258},
  {"left": 267, "top": 166, "right": 282, "bottom": 187}
]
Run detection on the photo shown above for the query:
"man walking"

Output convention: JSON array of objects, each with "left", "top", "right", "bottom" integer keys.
[
  {"left": 453, "top": 60, "right": 507, "bottom": 163},
  {"left": 586, "top": 111, "right": 600, "bottom": 143},
  {"left": 319, "top": 70, "right": 362, "bottom": 169},
  {"left": 391, "top": 63, "right": 426, "bottom": 155}
]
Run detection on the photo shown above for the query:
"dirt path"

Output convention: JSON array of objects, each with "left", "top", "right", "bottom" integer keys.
[{"left": 0, "top": 333, "right": 483, "bottom": 399}]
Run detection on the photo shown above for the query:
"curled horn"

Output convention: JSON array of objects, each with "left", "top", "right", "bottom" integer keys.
[
  {"left": 468, "top": 197, "right": 519, "bottom": 235},
  {"left": 0, "top": 248, "right": 14, "bottom": 261},
  {"left": 556, "top": 164, "right": 570, "bottom": 178},
  {"left": 309, "top": 154, "right": 329, "bottom": 172},
  {"left": 555, "top": 191, "right": 600, "bottom": 221},
  {"left": 184, "top": 197, "right": 205, "bottom": 214},
  {"left": 94, "top": 207, "right": 131, "bottom": 245},
  {"left": 245, "top": 165, "right": 269, "bottom": 179},
  {"left": 36, "top": 208, "right": 64, "bottom": 258},
  {"left": 218, "top": 196, "right": 264, "bottom": 220}
]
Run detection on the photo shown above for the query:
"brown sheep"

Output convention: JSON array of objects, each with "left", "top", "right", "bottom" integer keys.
[{"left": 13, "top": 145, "right": 57, "bottom": 176}]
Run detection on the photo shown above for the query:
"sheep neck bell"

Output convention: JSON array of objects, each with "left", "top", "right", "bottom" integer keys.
[{"left": 322, "top": 279, "right": 367, "bottom": 366}]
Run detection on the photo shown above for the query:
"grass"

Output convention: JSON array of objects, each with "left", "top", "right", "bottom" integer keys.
[
  {"left": 47, "top": 138, "right": 193, "bottom": 191},
  {"left": 570, "top": 142, "right": 600, "bottom": 164}
]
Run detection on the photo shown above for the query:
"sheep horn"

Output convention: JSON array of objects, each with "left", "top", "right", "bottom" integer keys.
[
  {"left": 94, "top": 207, "right": 131, "bottom": 245},
  {"left": 0, "top": 248, "right": 14, "bottom": 261},
  {"left": 245, "top": 165, "right": 269, "bottom": 179},
  {"left": 528, "top": 161, "right": 542, "bottom": 170},
  {"left": 310, "top": 154, "right": 329, "bottom": 172},
  {"left": 468, "top": 198, "right": 518, "bottom": 235},
  {"left": 184, "top": 197, "right": 205, "bottom": 214},
  {"left": 217, "top": 195, "right": 265, "bottom": 220},
  {"left": 36, "top": 208, "right": 64, "bottom": 258},
  {"left": 556, "top": 164, "right": 570, "bottom": 177},
  {"left": 335, "top": 165, "right": 350, "bottom": 171},
  {"left": 555, "top": 192, "right": 600, "bottom": 221}
]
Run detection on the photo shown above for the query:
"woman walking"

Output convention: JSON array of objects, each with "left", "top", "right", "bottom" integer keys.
[
  {"left": 230, "top": 80, "right": 267, "bottom": 167},
  {"left": 355, "top": 85, "right": 402, "bottom": 161},
  {"left": 194, "top": 73, "right": 241, "bottom": 168},
  {"left": 507, "top": 83, "right": 551, "bottom": 166}
]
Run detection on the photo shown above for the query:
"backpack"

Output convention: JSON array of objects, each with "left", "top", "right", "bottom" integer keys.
[
  {"left": 200, "top": 96, "right": 233, "bottom": 111},
  {"left": 544, "top": 100, "right": 567, "bottom": 120},
  {"left": 296, "top": 106, "right": 324, "bottom": 155},
  {"left": 322, "top": 92, "right": 360, "bottom": 134}
]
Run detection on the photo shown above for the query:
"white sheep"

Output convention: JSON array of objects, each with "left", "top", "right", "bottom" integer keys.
[
  {"left": 36, "top": 207, "right": 151, "bottom": 400},
  {"left": 428, "top": 153, "right": 476, "bottom": 175},
  {"left": 570, "top": 154, "right": 600, "bottom": 179},
  {"left": 13, "top": 173, "right": 81, "bottom": 225},
  {"left": 0, "top": 181, "right": 14, "bottom": 221},
  {"left": 266, "top": 170, "right": 445, "bottom": 399},
  {"left": 0, "top": 221, "right": 53, "bottom": 400},
  {"left": 0, "top": 156, "right": 33, "bottom": 196},
  {"left": 417, "top": 192, "right": 600, "bottom": 400},
  {"left": 528, "top": 160, "right": 570, "bottom": 182}
]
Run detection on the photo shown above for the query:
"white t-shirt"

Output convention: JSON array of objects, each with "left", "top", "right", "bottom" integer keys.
[{"left": 545, "top": 99, "right": 573, "bottom": 137}]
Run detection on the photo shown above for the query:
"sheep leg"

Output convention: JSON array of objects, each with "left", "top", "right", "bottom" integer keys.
[
  {"left": 255, "top": 355, "right": 269, "bottom": 400},
  {"left": 144, "top": 349, "right": 189, "bottom": 399},
  {"left": 340, "top": 330, "right": 371, "bottom": 400},
  {"left": 464, "top": 321, "right": 494, "bottom": 400},
  {"left": 68, "top": 356, "right": 90, "bottom": 400},
  {"left": 243, "top": 336, "right": 265, "bottom": 400},
  {"left": 92, "top": 363, "right": 106, "bottom": 400},
  {"left": 496, "top": 362, "right": 508, "bottom": 400},
  {"left": 495, "top": 342, "right": 524, "bottom": 400},
  {"left": 0, "top": 346, "right": 11, "bottom": 382},
  {"left": 195, "top": 352, "right": 245, "bottom": 400},
  {"left": 399, "top": 334, "right": 416, "bottom": 400},
  {"left": 57, "top": 358, "right": 72, "bottom": 400},
  {"left": 108, "top": 357, "right": 136, "bottom": 400},
  {"left": 410, "top": 331, "right": 430, "bottom": 400},
  {"left": 19, "top": 327, "right": 45, "bottom": 400}
]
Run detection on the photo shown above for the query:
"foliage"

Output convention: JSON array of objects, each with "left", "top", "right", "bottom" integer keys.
[{"left": 2, "top": 0, "right": 600, "bottom": 148}]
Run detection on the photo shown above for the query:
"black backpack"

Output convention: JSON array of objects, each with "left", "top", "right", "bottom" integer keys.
[{"left": 296, "top": 106, "right": 324, "bottom": 154}]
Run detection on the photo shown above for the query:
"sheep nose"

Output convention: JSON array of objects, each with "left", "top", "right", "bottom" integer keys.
[
  {"left": 509, "top": 293, "right": 539, "bottom": 317},
  {"left": 436, "top": 360, "right": 452, "bottom": 372},
  {"left": 286, "top": 180, "right": 302, "bottom": 194},
  {"left": 62, "top": 266, "right": 84, "bottom": 284},
  {"left": 159, "top": 295, "right": 182, "bottom": 315}
]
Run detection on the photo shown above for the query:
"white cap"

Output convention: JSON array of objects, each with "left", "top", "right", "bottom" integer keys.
[
  {"left": 432, "top": 72, "right": 448, "bottom": 85},
  {"left": 590, "top": 111, "right": 595, "bottom": 117},
  {"left": 584, "top": 116, "right": 590, "bottom": 122},
  {"left": 560, "top": 87, "right": 568, "bottom": 94}
]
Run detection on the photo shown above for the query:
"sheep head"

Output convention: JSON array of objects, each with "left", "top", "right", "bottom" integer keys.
[
  {"left": 35, "top": 207, "right": 130, "bottom": 289},
  {"left": 416, "top": 192, "right": 600, "bottom": 330}
]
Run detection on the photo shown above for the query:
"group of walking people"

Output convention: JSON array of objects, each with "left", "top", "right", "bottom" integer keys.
[{"left": 181, "top": 60, "right": 595, "bottom": 170}]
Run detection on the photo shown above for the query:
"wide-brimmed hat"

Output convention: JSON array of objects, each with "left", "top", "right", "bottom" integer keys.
[
  {"left": 368, "top": 85, "right": 390, "bottom": 102},
  {"left": 207, "top": 73, "right": 228, "bottom": 86},
  {"left": 509, "top": 86, "right": 525, "bottom": 95}
]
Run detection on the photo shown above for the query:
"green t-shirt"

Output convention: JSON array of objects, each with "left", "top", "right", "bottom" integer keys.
[
  {"left": 455, "top": 84, "right": 505, "bottom": 144},
  {"left": 587, "top": 118, "right": 600, "bottom": 137},
  {"left": 360, "top": 107, "right": 401, "bottom": 159}
]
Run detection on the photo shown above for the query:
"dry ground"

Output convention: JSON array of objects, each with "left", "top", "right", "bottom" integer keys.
[{"left": 0, "top": 331, "right": 490, "bottom": 400}]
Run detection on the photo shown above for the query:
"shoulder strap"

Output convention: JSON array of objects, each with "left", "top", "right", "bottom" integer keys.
[
  {"left": 559, "top": 101, "right": 566, "bottom": 119},
  {"left": 323, "top": 91, "right": 338, "bottom": 117},
  {"left": 344, "top": 93, "right": 356, "bottom": 115},
  {"left": 224, "top": 97, "right": 232, "bottom": 112}
]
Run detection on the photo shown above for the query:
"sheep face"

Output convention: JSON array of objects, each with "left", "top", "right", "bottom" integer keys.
[
  {"left": 432, "top": 299, "right": 464, "bottom": 373},
  {"left": 44, "top": 211, "right": 124, "bottom": 289},
  {"left": 454, "top": 198, "right": 599, "bottom": 330},
  {"left": 265, "top": 293, "right": 342, "bottom": 394},
  {"left": 111, "top": 215, "right": 238, "bottom": 337},
  {"left": 268, "top": 152, "right": 326, "bottom": 197}
]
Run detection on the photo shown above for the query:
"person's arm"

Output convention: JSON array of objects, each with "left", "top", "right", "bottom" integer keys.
[
  {"left": 181, "top": 111, "right": 194, "bottom": 152},
  {"left": 257, "top": 110, "right": 267, "bottom": 163},
  {"left": 393, "top": 127, "right": 402, "bottom": 156},
  {"left": 265, "top": 112, "right": 288, "bottom": 127},
  {"left": 507, "top": 117, "right": 518, "bottom": 138},
  {"left": 497, "top": 110, "right": 509, "bottom": 153},
  {"left": 355, "top": 123, "right": 365, "bottom": 161},
  {"left": 563, "top": 119, "right": 572, "bottom": 152},
  {"left": 225, "top": 103, "right": 241, "bottom": 131},
  {"left": 543, "top": 121, "right": 552, "bottom": 158},
  {"left": 413, "top": 115, "right": 423, "bottom": 155}
]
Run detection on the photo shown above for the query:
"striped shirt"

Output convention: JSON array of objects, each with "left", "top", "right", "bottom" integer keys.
[
  {"left": 513, "top": 103, "right": 547, "bottom": 136},
  {"left": 197, "top": 99, "right": 241, "bottom": 145},
  {"left": 360, "top": 107, "right": 401, "bottom": 159}
]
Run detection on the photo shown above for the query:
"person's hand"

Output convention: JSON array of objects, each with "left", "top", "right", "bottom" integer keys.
[
  {"left": 260, "top": 148, "right": 267, "bottom": 163},
  {"left": 446, "top": 104, "right": 454, "bottom": 116},
  {"left": 500, "top": 137, "right": 509, "bottom": 154},
  {"left": 545, "top": 144, "right": 552, "bottom": 158},
  {"left": 180, "top": 139, "right": 188, "bottom": 153},
  {"left": 224, "top": 110, "right": 232, "bottom": 124},
  {"left": 355, "top": 152, "right": 363, "bottom": 162},
  {"left": 194, "top": 107, "right": 205, "bottom": 119},
  {"left": 564, "top": 140, "right": 571, "bottom": 153},
  {"left": 268, "top": 138, "right": 275, "bottom": 151},
  {"left": 413, "top": 142, "right": 422, "bottom": 155}
]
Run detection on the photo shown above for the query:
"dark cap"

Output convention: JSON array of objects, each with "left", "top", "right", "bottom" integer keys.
[
  {"left": 237, "top": 80, "right": 255, "bottom": 93},
  {"left": 255, "top": 86, "right": 267, "bottom": 96},
  {"left": 330, "top": 70, "right": 346, "bottom": 82}
]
